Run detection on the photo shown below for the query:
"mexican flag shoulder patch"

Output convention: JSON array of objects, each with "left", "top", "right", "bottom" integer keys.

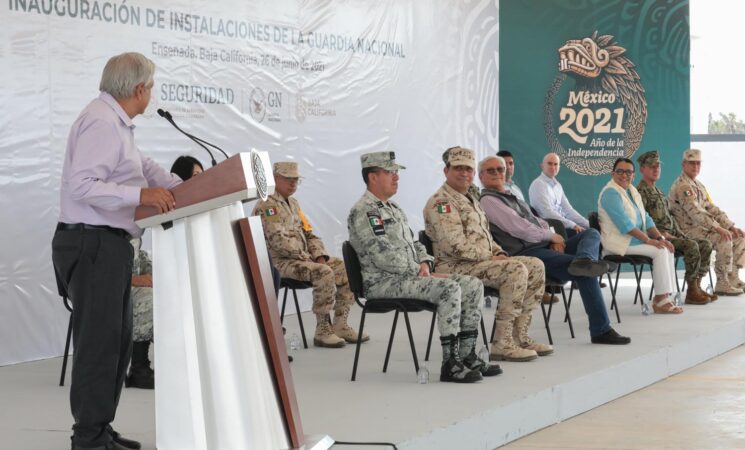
[
  {"left": 366, "top": 211, "right": 385, "bottom": 236},
  {"left": 265, "top": 207, "right": 278, "bottom": 216},
  {"left": 436, "top": 203, "right": 452, "bottom": 214},
  {"left": 683, "top": 189, "right": 692, "bottom": 197}
]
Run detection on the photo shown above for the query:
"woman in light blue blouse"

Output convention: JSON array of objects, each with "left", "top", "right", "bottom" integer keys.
[{"left": 597, "top": 158, "right": 680, "bottom": 314}]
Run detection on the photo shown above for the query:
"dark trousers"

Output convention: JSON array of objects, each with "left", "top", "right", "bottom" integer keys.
[
  {"left": 52, "top": 229, "right": 134, "bottom": 447},
  {"left": 522, "top": 229, "right": 611, "bottom": 337}
]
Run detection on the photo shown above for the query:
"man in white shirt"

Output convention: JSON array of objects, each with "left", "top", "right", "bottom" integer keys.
[
  {"left": 496, "top": 150, "right": 526, "bottom": 202},
  {"left": 529, "top": 152, "right": 590, "bottom": 236}
]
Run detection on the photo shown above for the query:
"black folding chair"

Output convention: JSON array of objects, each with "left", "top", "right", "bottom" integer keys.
[
  {"left": 279, "top": 278, "right": 312, "bottom": 349},
  {"left": 589, "top": 212, "right": 653, "bottom": 322},
  {"left": 342, "top": 241, "right": 438, "bottom": 381},
  {"left": 53, "top": 264, "right": 73, "bottom": 387}
]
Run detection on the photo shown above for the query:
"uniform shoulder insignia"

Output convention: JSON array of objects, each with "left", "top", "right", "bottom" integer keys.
[
  {"left": 436, "top": 202, "right": 452, "bottom": 214},
  {"left": 264, "top": 207, "right": 280, "bottom": 220},
  {"left": 366, "top": 211, "right": 386, "bottom": 236},
  {"left": 683, "top": 189, "right": 692, "bottom": 197}
]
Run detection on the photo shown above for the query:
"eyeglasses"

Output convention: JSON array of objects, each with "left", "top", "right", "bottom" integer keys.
[
  {"left": 483, "top": 167, "right": 506, "bottom": 174},
  {"left": 377, "top": 169, "right": 399, "bottom": 176},
  {"left": 614, "top": 169, "right": 635, "bottom": 176}
]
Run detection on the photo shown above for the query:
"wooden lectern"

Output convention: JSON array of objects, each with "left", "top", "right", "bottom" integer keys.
[{"left": 135, "top": 151, "right": 332, "bottom": 450}]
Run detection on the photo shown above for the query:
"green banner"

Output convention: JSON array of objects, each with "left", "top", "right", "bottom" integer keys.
[{"left": 500, "top": 0, "right": 689, "bottom": 215}]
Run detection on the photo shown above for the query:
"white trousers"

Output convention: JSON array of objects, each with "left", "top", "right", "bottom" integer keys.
[{"left": 622, "top": 244, "right": 677, "bottom": 296}]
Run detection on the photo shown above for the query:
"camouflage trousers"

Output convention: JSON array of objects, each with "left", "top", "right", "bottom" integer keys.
[
  {"left": 131, "top": 286, "right": 153, "bottom": 342},
  {"left": 669, "top": 236, "right": 712, "bottom": 283},
  {"left": 683, "top": 228, "right": 745, "bottom": 274},
  {"left": 364, "top": 273, "right": 483, "bottom": 337},
  {"left": 274, "top": 256, "right": 354, "bottom": 315},
  {"left": 439, "top": 256, "right": 545, "bottom": 321}
]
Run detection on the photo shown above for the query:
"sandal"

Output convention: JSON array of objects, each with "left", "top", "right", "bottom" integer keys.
[{"left": 652, "top": 296, "right": 684, "bottom": 314}]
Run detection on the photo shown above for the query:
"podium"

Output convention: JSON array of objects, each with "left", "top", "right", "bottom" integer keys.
[{"left": 135, "top": 151, "right": 332, "bottom": 450}]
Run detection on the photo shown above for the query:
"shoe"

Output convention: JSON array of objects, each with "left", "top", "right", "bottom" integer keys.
[
  {"left": 313, "top": 314, "right": 346, "bottom": 348},
  {"left": 288, "top": 355, "right": 293, "bottom": 362},
  {"left": 514, "top": 315, "right": 553, "bottom": 356},
  {"left": 591, "top": 328, "right": 631, "bottom": 345},
  {"left": 439, "top": 335, "right": 482, "bottom": 383},
  {"left": 108, "top": 428, "right": 141, "bottom": 450},
  {"left": 568, "top": 258, "right": 609, "bottom": 278},
  {"left": 489, "top": 319, "right": 538, "bottom": 362},
  {"left": 333, "top": 306, "right": 370, "bottom": 343},
  {"left": 684, "top": 282, "right": 710, "bottom": 305},
  {"left": 463, "top": 349, "right": 503, "bottom": 377},
  {"left": 541, "top": 292, "right": 559, "bottom": 304},
  {"left": 71, "top": 440, "right": 129, "bottom": 450},
  {"left": 714, "top": 275, "right": 744, "bottom": 296}
]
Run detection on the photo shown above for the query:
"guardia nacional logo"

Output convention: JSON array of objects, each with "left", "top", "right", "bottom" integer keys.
[{"left": 544, "top": 31, "right": 647, "bottom": 175}]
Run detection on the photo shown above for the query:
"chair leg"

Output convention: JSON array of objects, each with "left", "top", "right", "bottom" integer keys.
[
  {"left": 633, "top": 264, "right": 646, "bottom": 311},
  {"left": 292, "top": 289, "right": 308, "bottom": 349},
  {"left": 674, "top": 257, "right": 681, "bottom": 292},
  {"left": 709, "top": 268, "right": 714, "bottom": 288},
  {"left": 351, "top": 308, "right": 368, "bottom": 381},
  {"left": 424, "top": 311, "right": 436, "bottom": 361},
  {"left": 280, "top": 287, "right": 289, "bottom": 322},
  {"left": 60, "top": 312, "right": 73, "bottom": 387},
  {"left": 402, "top": 310, "right": 420, "bottom": 374},
  {"left": 564, "top": 281, "right": 575, "bottom": 323},
  {"left": 383, "top": 310, "right": 400, "bottom": 373},
  {"left": 489, "top": 315, "right": 497, "bottom": 343},
  {"left": 480, "top": 317, "right": 488, "bottom": 347},
  {"left": 539, "top": 301, "right": 554, "bottom": 346},
  {"left": 560, "top": 287, "right": 574, "bottom": 338},
  {"left": 609, "top": 267, "right": 622, "bottom": 323}
]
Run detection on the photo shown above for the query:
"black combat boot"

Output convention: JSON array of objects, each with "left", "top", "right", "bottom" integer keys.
[
  {"left": 439, "top": 335, "right": 482, "bottom": 383},
  {"left": 458, "top": 330, "right": 503, "bottom": 377},
  {"left": 125, "top": 341, "right": 154, "bottom": 389}
]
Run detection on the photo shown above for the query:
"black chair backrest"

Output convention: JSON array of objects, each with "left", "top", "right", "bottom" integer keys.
[
  {"left": 543, "top": 218, "right": 568, "bottom": 240},
  {"left": 418, "top": 231, "right": 434, "bottom": 257},
  {"left": 342, "top": 241, "right": 364, "bottom": 298},
  {"left": 588, "top": 211, "right": 600, "bottom": 231}
]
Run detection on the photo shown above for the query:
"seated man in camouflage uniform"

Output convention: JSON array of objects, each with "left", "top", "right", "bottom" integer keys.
[
  {"left": 348, "top": 151, "right": 499, "bottom": 383},
  {"left": 424, "top": 148, "right": 551, "bottom": 363},
  {"left": 127, "top": 238, "right": 154, "bottom": 389},
  {"left": 669, "top": 149, "right": 745, "bottom": 296},
  {"left": 636, "top": 150, "right": 714, "bottom": 305},
  {"left": 254, "top": 162, "right": 368, "bottom": 348}
]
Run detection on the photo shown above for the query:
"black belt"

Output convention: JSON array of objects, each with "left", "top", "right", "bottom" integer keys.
[{"left": 56, "top": 222, "right": 131, "bottom": 240}]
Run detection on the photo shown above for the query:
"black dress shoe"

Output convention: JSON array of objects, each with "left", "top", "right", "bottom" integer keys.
[
  {"left": 591, "top": 328, "right": 631, "bottom": 345},
  {"left": 111, "top": 432, "right": 141, "bottom": 450},
  {"left": 71, "top": 441, "right": 129, "bottom": 450},
  {"left": 568, "top": 258, "right": 609, "bottom": 278}
]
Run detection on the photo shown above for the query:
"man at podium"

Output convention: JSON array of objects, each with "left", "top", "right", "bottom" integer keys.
[
  {"left": 51, "top": 52, "right": 182, "bottom": 450},
  {"left": 254, "top": 162, "right": 369, "bottom": 347}
]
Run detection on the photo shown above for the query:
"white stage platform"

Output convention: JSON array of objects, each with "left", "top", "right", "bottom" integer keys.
[{"left": 2, "top": 276, "right": 745, "bottom": 450}]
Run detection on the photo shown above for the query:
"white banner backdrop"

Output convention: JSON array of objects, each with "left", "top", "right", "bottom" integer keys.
[{"left": 0, "top": 0, "right": 499, "bottom": 365}]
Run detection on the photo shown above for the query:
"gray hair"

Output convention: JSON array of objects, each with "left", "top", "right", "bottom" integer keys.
[
  {"left": 478, "top": 155, "right": 505, "bottom": 173},
  {"left": 99, "top": 52, "right": 155, "bottom": 99}
]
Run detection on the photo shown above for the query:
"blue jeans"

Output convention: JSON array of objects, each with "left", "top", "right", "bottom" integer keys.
[{"left": 522, "top": 229, "right": 611, "bottom": 337}]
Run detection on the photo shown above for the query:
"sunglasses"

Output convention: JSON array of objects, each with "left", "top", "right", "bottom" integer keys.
[{"left": 483, "top": 167, "right": 506, "bottom": 175}]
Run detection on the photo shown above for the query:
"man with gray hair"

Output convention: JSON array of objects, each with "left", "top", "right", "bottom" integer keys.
[
  {"left": 52, "top": 52, "right": 181, "bottom": 450},
  {"left": 529, "top": 152, "right": 590, "bottom": 235}
]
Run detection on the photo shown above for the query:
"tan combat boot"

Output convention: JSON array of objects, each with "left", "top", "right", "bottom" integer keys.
[
  {"left": 684, "top": 278, "right": 710, "bottom": 305},
  {"left": 697, "top": 277, "right": 718, "bottom": 301},
  {"left": 332, "top": 305, "right": 370, "bottom": 343},
  {"left": 513, "top": 315, "right": 553, "bottom": 356},
  {"left": 714, "top": 270, "right": 743, "bottom": 296},
  {"left": 313, "top": 314, "right": 346, "bottom": 348},
  {"left": 489, "top": 319, "right": 538, "bottom": 362},
  {"left": 728, "top": 269, "right": 745, "bottom": 290}
]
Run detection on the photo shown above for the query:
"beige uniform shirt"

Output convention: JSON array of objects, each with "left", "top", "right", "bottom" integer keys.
[
  {"left": 423, "top": 183, "right": 506, "bottom": 266},
  {"left": 252, "top": 193, "right": 327, "bottom": 262},
  {"left": 669, "top": 173, "right": 734, "bottom": 233}
]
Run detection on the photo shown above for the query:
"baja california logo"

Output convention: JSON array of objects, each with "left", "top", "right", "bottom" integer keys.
[{"left": 544, "top": 31, "right": 647, "bottom": 175}]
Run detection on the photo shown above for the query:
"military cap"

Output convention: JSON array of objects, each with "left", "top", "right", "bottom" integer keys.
[
  {"left": 360, "top": 151, "right": 406, "bottom": 170},
  {"left": 442, "top": 146, "right": 461, "bottom": 164},
  {"left": 636, "top": 150, "right": 660, "bottom": 167},
  {"left": 683, "top": 148, "right": 702, "bottom": 162},
  {"left": 273, "top": 161, "right": 300, "bottom": 178},
  {"left": 446, "top": 147, "right": 476, "bottom": 169}
]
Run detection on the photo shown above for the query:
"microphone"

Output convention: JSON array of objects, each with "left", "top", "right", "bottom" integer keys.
[
  {"left": 162, "top": 110, "right": 230, "bottom": 161},
  {"left": 157, "top": 108, "right": 217, "bottom": 167}
]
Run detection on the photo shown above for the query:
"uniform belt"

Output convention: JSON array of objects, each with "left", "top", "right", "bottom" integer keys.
[{"left": 56, "top": 222, "right": 131, "bottom": 240}]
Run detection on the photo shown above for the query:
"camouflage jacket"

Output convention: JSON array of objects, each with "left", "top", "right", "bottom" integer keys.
[
  {"left": 668, "top": 174, "right": 733, "bottom": 233},
  {"left": 130, "top": 238, "right": 152, "bottom": 276},
  {"left": 347, "top": 190, "right": 433, "bottom": 282},
  {"left": 636, "top": 181, "right": 684, "bottom": 237},
  {"left": 423, "top": 183, "right": 506, "bottom": 266},
  {"left": 252, "top": 192, "right": 327, "bottom": 262}
]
